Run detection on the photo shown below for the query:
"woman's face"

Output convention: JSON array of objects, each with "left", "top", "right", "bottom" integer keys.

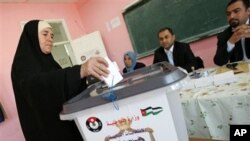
[
  {"left": 124, "top": 55, "right": 132, "bottom": 67},
  {"left": 38, "top": 27, "right": 54, "bottom": 54}
]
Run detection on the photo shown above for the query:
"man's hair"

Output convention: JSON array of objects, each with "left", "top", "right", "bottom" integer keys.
[
  {"left": 227, "top": 0, "right": 250, "bottom": 9},
  {"left": 157, "top": 27, "right": 174, "bottom": 38}
]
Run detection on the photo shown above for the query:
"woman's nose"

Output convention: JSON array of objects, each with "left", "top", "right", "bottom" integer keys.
[{"left": 47, "top": 36, "right": 53, "bottom": 42}]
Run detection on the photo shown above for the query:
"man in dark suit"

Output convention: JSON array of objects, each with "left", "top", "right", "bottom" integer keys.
[
  {"left": 214, "top": 0, "right": 250, "bottom": 66},
  {"left": 153, "top": 27, "right": 198, "bottom": 73}
]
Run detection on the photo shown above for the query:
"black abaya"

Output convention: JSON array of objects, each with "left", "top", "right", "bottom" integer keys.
[{"left": 11, "top": 20, "right": 85, "bottom": 141}]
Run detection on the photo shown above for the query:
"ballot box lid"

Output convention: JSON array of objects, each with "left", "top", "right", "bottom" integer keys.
[{"left": 61, "top": 61, "right": 187, "bottom": 115}]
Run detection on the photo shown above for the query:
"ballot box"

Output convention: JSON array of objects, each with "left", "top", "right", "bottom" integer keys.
[{"left": 60, "top": 62, "right": 188, "bottom": 141}]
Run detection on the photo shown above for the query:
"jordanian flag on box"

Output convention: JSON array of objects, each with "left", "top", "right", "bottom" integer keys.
[{"left": 140, "top": 106, "right": 163, "bottom": 116}]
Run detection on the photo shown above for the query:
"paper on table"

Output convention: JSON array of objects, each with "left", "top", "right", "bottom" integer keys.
[
  {"left": 102, "top": 57, "right": 123, "bottom": 87},
  {"left": 213, "top": 70, "right": 237, "bottom": 85},
  {"left": 195, "top": 76, "right": 213, "bottom": 88}
]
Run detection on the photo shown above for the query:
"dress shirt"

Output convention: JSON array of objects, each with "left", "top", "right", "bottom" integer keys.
[{"left": 164, "top": 45, "right": 174, "bottom": 65}]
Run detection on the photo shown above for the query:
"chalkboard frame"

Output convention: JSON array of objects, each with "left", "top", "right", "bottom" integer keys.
[{"left": 123, "top": 0, "right": 229, "bottom": 58}]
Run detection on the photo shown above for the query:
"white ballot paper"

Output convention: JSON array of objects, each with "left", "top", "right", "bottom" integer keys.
[
  {"left": 213, "top": 70, "right": 236, "bottom": 85},
  {"left": 102, "top": 57, "right": 123, "bottom": 87}
]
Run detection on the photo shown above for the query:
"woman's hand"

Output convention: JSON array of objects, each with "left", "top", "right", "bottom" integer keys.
[{"left": 80, "top": 57, "right": 109, "bottom": 80}]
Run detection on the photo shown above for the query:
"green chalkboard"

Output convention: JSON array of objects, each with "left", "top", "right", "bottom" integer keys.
[{"left": 123, "top": 0, "right": 229, "bottom": 58}]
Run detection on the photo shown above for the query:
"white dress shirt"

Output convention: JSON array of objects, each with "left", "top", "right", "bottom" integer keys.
[{"left": 164, "top": 45, "right": 174, "bottom": 65}]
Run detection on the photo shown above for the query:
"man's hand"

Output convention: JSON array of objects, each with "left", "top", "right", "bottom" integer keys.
[{"left": 229, "top": 24, "right": 250, "bottom": 44}]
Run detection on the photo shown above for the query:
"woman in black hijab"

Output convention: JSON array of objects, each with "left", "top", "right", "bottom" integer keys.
[{"left": 11, "top": 20, "right": 109, "bottom": 141}]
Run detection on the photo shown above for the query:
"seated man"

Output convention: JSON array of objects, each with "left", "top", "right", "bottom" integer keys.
[
  {"left": 214, "top": 0, "right": 250, "bottom": 66},
  {"left": 153, "top": 27, "right": 199, "bottom": 73}
]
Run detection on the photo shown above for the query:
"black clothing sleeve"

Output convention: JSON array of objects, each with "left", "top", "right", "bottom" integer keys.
[
  {"left": 214, "top": 27, "right": 235, "bottom": 66},
  {"left": 135, "top": 62, "right": 146, "bottom": 69},
  {"left": 12, "top": 65, "right": 86, "bottom": 141},
  {"left": 11, "top": 20, "right": 85, "bottom": 141}
]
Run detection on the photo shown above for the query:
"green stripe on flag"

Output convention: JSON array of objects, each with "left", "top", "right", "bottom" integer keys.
[{"left": 141, "top": 106, "right": 163, "bottom": 116}]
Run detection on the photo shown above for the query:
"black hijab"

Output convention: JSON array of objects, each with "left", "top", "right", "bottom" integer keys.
[{"left": 11, "top": 20, "right": 84, "bottom": 141}]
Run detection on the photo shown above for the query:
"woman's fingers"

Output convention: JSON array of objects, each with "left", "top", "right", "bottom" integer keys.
[{"left": 80, "top": 57, "right": 110, "bottom": 79}]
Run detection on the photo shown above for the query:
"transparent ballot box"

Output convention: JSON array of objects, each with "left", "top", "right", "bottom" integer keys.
[{"left": 60, "top": 62, "right": 188, "bottom": 141}]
